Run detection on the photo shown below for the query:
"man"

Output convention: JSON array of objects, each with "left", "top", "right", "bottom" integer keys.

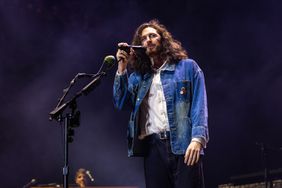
[
  {"left": 113, "top": 19, "right": 209, "bottom": 188},
  {"left": 75, "top": 168, "right": 89, "bottom": 188}
]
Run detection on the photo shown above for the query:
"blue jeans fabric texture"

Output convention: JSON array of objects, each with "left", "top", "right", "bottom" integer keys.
[
  {"left": 113, "top": 58, "right": 209, "bottom": 157},
  {"left": 144, "top": 134, "right": 205, "bottom": 188}
]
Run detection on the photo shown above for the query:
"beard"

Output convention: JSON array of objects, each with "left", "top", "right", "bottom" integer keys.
[{"left": 146, "top": 44, "right": 162, "bottom": 57}]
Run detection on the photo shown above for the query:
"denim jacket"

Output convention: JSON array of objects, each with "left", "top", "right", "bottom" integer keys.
[{"left": 113, "top": 58, "right": 209, "bottom": 157}]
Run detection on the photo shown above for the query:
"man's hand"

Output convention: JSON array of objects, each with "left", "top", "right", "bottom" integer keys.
[
  {"left": 117, "top": 43, "right": 130, "bottom": 74},
  {"left": 184, "top": 141, "right": 202, "bottom": 166}
]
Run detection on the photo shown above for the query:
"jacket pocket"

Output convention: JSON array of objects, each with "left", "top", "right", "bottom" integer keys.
[{"left": 175, "top": 80, "right": 191, "bottom": 102}]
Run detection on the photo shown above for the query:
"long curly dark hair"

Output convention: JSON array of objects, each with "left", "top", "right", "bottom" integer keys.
[{"left": 129, "top": 19, "right": 188, "bottom": 74}]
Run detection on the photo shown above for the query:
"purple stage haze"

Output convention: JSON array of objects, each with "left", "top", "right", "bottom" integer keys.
[{"left": 0, "top": 0, "right": 282, "bottom": 187}]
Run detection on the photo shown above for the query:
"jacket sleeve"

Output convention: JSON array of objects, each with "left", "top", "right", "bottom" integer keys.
[
  {"left": 190, "top": 61, "right": 209, "bottom": 146},
  {"left": 113, "top": 71, "right": 138, "bottom": 110}
]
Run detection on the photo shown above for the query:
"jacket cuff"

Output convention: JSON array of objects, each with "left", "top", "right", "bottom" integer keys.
[
  {"left": 116, "top": 69, "right": 127, "bottom": 76},
  {"left": 191, "top": 137, "right": 206, "bottom": 148}
]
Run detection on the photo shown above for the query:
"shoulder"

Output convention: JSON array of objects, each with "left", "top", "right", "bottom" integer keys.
[
  {"left": 177, "top": 58, "right": 202, "bottom": 73},
  {"left": 178, "top": 58, "right": 198, "bottom": 66}
]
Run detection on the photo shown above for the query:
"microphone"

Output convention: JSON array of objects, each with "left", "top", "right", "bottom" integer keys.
[
  {"left": 23, "top": 178, "right": 37, "bottom": 188},
  {"left": 97, "top": 55, "right": 116, "bottom": 73},
  {"left": 103, "top": 55, "right": 116, "bottom": 69},
  {"left": 118, "top": 45, "right": 146, "bottom": 53},
  {"left": 86, "top": 170, "right": 94, "bottom": 182}
]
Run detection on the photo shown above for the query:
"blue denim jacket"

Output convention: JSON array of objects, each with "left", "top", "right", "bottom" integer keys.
[{"left": 113, "top": 59, "right": 209, "bottom": 157}]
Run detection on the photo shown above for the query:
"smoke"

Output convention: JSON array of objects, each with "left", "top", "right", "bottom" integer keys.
[{"left": 1, "top": 0, "right": 282, "bottom": 187}]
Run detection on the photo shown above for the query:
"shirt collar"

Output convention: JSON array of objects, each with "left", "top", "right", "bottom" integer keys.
[
  {"left": 151, "top": 58, "right": 173, "bottom": 72},
  {"left": 144, "top": 58, "right": 176, "bottom": 79},
  {"left": 155, "top": 59, "right": 175, "bottom": 72}
]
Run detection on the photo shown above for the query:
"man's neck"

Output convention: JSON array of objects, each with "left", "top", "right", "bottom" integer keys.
[{"left": 151, "top": 56, "right": 164, "bottom": 69}]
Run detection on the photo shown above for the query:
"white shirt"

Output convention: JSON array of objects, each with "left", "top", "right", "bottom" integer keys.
[{"left": 139, "top": 62, "right": 170, "bottom": 137}]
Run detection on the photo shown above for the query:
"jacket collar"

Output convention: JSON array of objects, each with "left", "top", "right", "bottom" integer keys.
[
  {"left": 162, "top": 63, "right": 175, "bottom": 71},
  {"left": 143, "top": 60, "right": 176, "bottom": 79}
]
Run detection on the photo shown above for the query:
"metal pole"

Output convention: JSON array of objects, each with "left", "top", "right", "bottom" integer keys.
[{"left": 63, "top": 114, "right": 70, "bottom": 188}]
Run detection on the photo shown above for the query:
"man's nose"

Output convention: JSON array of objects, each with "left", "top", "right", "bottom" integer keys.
[
  {"left": 144, "top": 37, "right": 152, "bottom": 45},
  {"left": 145, "top": 35, "right": 152, "bottom": 42}
]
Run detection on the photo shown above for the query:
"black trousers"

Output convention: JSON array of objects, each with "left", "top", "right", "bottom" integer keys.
[{"left": 143, "top": 134, "right": 205, "bottom": 188}]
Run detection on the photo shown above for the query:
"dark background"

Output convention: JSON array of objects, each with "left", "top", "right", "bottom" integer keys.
[{"left": 1, "top": 0, "right": 282, "bottom": 187}]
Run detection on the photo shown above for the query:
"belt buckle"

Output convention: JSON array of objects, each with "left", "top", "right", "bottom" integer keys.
[{"left": 159, "top": 131, "right": 168, "bottom": 140}]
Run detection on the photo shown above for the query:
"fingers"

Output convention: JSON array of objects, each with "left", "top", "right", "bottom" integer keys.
[
  {"left": 184, "top": 148, "right": 198, "bottom": 166},
  {"left": 118, "top": 42, "right": 129, "bottom": 48},
  {"left": 185, "top": 149, "right": 199, "bottom": 166},
  {"left": 116, "top": 49, "right": 129, "bottom": 62},
  {"left": 116, "top": 42, "right": 130, "bottom": 73},
  {"left": 184, "top": 141, "right": 201, "bottom": 166},
  {"left": 116, "top": 42, "right": 130, "bottom": 63}
]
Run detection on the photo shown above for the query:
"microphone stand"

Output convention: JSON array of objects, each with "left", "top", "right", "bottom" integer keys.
[
  {"left": 256, "top": 142, "right": 278, "bottom": 188},
  {"left": 49, "top": 71, "right": 107, "bottom": 188},
  {"left": 261, "top": 143, "right": 270, "bottom": 188}
]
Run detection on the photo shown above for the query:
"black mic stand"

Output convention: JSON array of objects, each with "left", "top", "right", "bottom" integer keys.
[
  {"left": 49, "top": 71, "right": 107, "bottom": 188},
  {"left": 256, "top": 142, "right": 272, "bottom": 188},
  {"left": 262, "top": 144, "right": 271, "bottom": 188}
]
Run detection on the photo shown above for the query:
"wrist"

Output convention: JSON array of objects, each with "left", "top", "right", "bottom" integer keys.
[
  {"left": 118, "top": 63, "right": 127, "bottom": 73},
  {"left": 117, "top": 69, "right": 127, "bottom": 76}
]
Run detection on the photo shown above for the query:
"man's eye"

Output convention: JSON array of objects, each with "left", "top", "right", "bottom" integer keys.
[{"left": 149, "top": 33, "right": 157, "bottom": 38}]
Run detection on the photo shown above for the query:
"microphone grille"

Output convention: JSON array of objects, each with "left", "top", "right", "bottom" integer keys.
[
  {"left": 31, "top": 179, "right": 37, "bottom": 184},
  {"left": 103, "top": 55, "right": 116, "bottom": 67}
]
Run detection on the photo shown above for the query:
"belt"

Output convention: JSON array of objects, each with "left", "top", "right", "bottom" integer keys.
[
  {"left": 157, "top": 131, "right": 170, "bottom": 139},
  {"left": 146, "top": 131, "right": 170, "bottom": 140}
]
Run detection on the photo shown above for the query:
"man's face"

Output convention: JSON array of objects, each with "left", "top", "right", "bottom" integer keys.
[
  {"left": 140, "top": 27, "right": 162, "bottom": 57},
  {"left": 76, "top": 173, "right": 86, "bottom": 187}
]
